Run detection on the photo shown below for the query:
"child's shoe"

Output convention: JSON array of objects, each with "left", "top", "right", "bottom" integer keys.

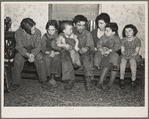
[
  {"left": 112, "top": 65, "right": 118, "bottom": 71},
  {"left": 131, "top": 81, "right": 137, "bottom": 90},
  {"left": 119, "top": 79, "right": 125, "bottom": 89}
]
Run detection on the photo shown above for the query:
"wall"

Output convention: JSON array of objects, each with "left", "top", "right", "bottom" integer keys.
[
  {"left": 4, "top": 3, "right": 146, "bottom": 58},
  {"left": 102, "top": 3, "right": 146, "bottom": 58},
  {"left": 4, "top": 3, "right": 48, "bottom": 36}
]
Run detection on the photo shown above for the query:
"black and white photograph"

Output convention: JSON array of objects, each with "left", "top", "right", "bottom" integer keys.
[{"left": 1, "top": 1, "right": 148, "bottom": 118}]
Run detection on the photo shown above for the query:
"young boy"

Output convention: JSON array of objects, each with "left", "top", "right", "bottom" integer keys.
[
  {"left": 94, "top": 22, "right": 121, "bottom": 71},
  {"left": 56, "top": 21, "right": 81, "bottom": 67}
]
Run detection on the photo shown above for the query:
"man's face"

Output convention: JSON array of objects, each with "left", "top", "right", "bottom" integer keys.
[{"left": 74, "top": 21, "right": 86, "bottom": 34}]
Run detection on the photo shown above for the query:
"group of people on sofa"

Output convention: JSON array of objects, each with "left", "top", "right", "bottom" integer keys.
[{"left": 9, "top": 13, "right": 141, "bottom": 92}]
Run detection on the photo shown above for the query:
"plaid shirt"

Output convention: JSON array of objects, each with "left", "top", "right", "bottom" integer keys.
[{"left": 15, "top": 27, "right": 42, "bottom": 57}]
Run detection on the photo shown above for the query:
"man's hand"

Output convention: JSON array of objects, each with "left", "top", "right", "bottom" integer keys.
[{"left": 79, "top": 47, "right": 88, "bottom": 54}]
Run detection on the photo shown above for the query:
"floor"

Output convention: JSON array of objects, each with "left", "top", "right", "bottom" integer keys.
[{"left": 4, "top": 77, "right": 145, "bottom": 107}]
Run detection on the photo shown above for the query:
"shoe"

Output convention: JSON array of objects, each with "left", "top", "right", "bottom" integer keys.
[
  {"left": 85, "top": 77, "right": 94, "bottom": 91},
  {"left": 131, "top": 81, "right": 136, "bottom": 90},
  {"left": 77, "top": 66, "right": 84, "bottom": 71},
  {"left": 64, "top": 80, "right": 74, "bottom": 90},
  {"left": 48, "top": 79, "right": 57, "bottom": 87},
  {"left": 112, "top": 65, "right": 118, "bottom": 71},
  {"left": 41, "top": 81, "right": 52, "bottom": 91},
  {"left": 73, "top": 64, "right": 80, "bottom": 70},
  {"left": 93, "top": 65, "right": 99, "bottom": 70},
  {"left": 9, "top": 84, "right": 20, "bottom": 91},
  {"left": 104, "top": 85, "right": 112, "bottom": 91},
  {"left": 119, "top": 79, "right": 125, "bottom": 89},
  {"left": 96, "top": 83, "right": 104, "bottom": 90},
  {"left": 90, "top": 80, "right": 98, "bottom": 87}
]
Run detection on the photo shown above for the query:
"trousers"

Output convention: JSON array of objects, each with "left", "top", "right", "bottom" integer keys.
[
  {"left": 94, "top": 51, "right": 119, "bottom": 66},
  {"left": 43, "top": 54, "right": 61, "bottom": 76},
  {"left": 11, "top": 52, "right": 47, "bottom": 84}
]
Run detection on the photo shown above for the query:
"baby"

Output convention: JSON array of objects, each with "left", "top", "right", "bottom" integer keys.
[{"left": 56, "top": 21, "right": 81, "bottom": 67}]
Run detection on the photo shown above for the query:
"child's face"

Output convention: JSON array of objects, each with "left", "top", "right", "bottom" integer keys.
[
  {"left": 47, "top": 26, "right": 57, "bottom": 36},
  {"left": 104, "top": 27, "right": 115, "bottom": 37},
  {"left": 125, "top": 28, "right": 134, "bottom": 38},
  {"left": 98, "top": 20, "right": 107, "bottom": 31},
  {"left": 31, "top": 26, "right": 36, "bottom": 34},
  {"left": 63, "top": 25, "right": 73, "bottom": 36}
]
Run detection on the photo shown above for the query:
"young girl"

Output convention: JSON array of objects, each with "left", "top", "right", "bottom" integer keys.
[
  {"left": 120, "top": 24, "right": 141, "bottom": 90},
  {"left": 56, "top": 21, "right": 81, "bottom": 67},
  {"left": 94, "top": 22, "right": 121, "bottom": 71},
  {"left": 41, "top": 20, "right": 61, "bottom": 87}
]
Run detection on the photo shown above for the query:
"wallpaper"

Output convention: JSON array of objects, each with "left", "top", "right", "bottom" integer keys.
[
  {"left": 4, "top": 4, "right": 48, "bottom": 35},
  {"left": 4, "top": 3, "right": 146, "bottom": 58},
  {"left": 102, "top": 4, "right": 146, "bottom": 58}
]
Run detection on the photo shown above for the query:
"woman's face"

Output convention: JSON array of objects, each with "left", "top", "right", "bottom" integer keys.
[
  {"left": 98, "top": 20, "right": 107, "bottom": 31},
  {"left": 47, "top": 26, "right": 57, "bottom": 36},
  {"left": 125, "top": 28, "right": 134, "bottom": 38},
  {"left": 31, "top": 26, "right": 36, "bottom": 34}
]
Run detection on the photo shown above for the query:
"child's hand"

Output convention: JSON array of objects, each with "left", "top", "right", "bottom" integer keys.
[
  {"left": 45, "top": 51, "right": 51, "bottom": 55},
  {"left": 28, "top": 57, "right": 35, "bottom": 62},
  {"left": 49, "top": 51, "right": 55, "bottom": 57},
  {"left": 75, "top": 46, "right": 80, "bottom": 52},
  {"left": 131, "top": 52, "right": 137, "bottom": 56}
]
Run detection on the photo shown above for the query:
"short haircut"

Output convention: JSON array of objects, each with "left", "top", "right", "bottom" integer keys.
[
  {"left": 73, "top": 15, "right": 88, "bottom": 24},
  {"left": 95, "top": 13, "right": 110, "bottom": 28},
  {"left": 20, "top": 18, "right": 36, "bottom": 35},
  {"left": 59, "top": 20, "right": 73, "bottom": 32},
  {"left": 105, "top": 22, "right": 119, "bottom": 36},
  {"left": 45, "top": 20, "right": 58, "bottom": 30},
  {"left": 122, "top": 24, "right": 138, "bottom": 37}
]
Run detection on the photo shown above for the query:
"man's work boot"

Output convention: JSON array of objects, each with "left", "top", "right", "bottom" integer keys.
[{"left": 64, "top": 80, "right": 75, "bottom": 90}]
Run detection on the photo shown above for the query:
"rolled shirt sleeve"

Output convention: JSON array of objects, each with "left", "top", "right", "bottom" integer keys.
[{"left": 84, "top": 31, "right": 94, "bottom": 50}]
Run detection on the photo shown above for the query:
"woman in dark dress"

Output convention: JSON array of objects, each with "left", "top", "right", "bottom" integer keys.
[{"left": 91, "top": 13, "right": 121, "bottom": 90}]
